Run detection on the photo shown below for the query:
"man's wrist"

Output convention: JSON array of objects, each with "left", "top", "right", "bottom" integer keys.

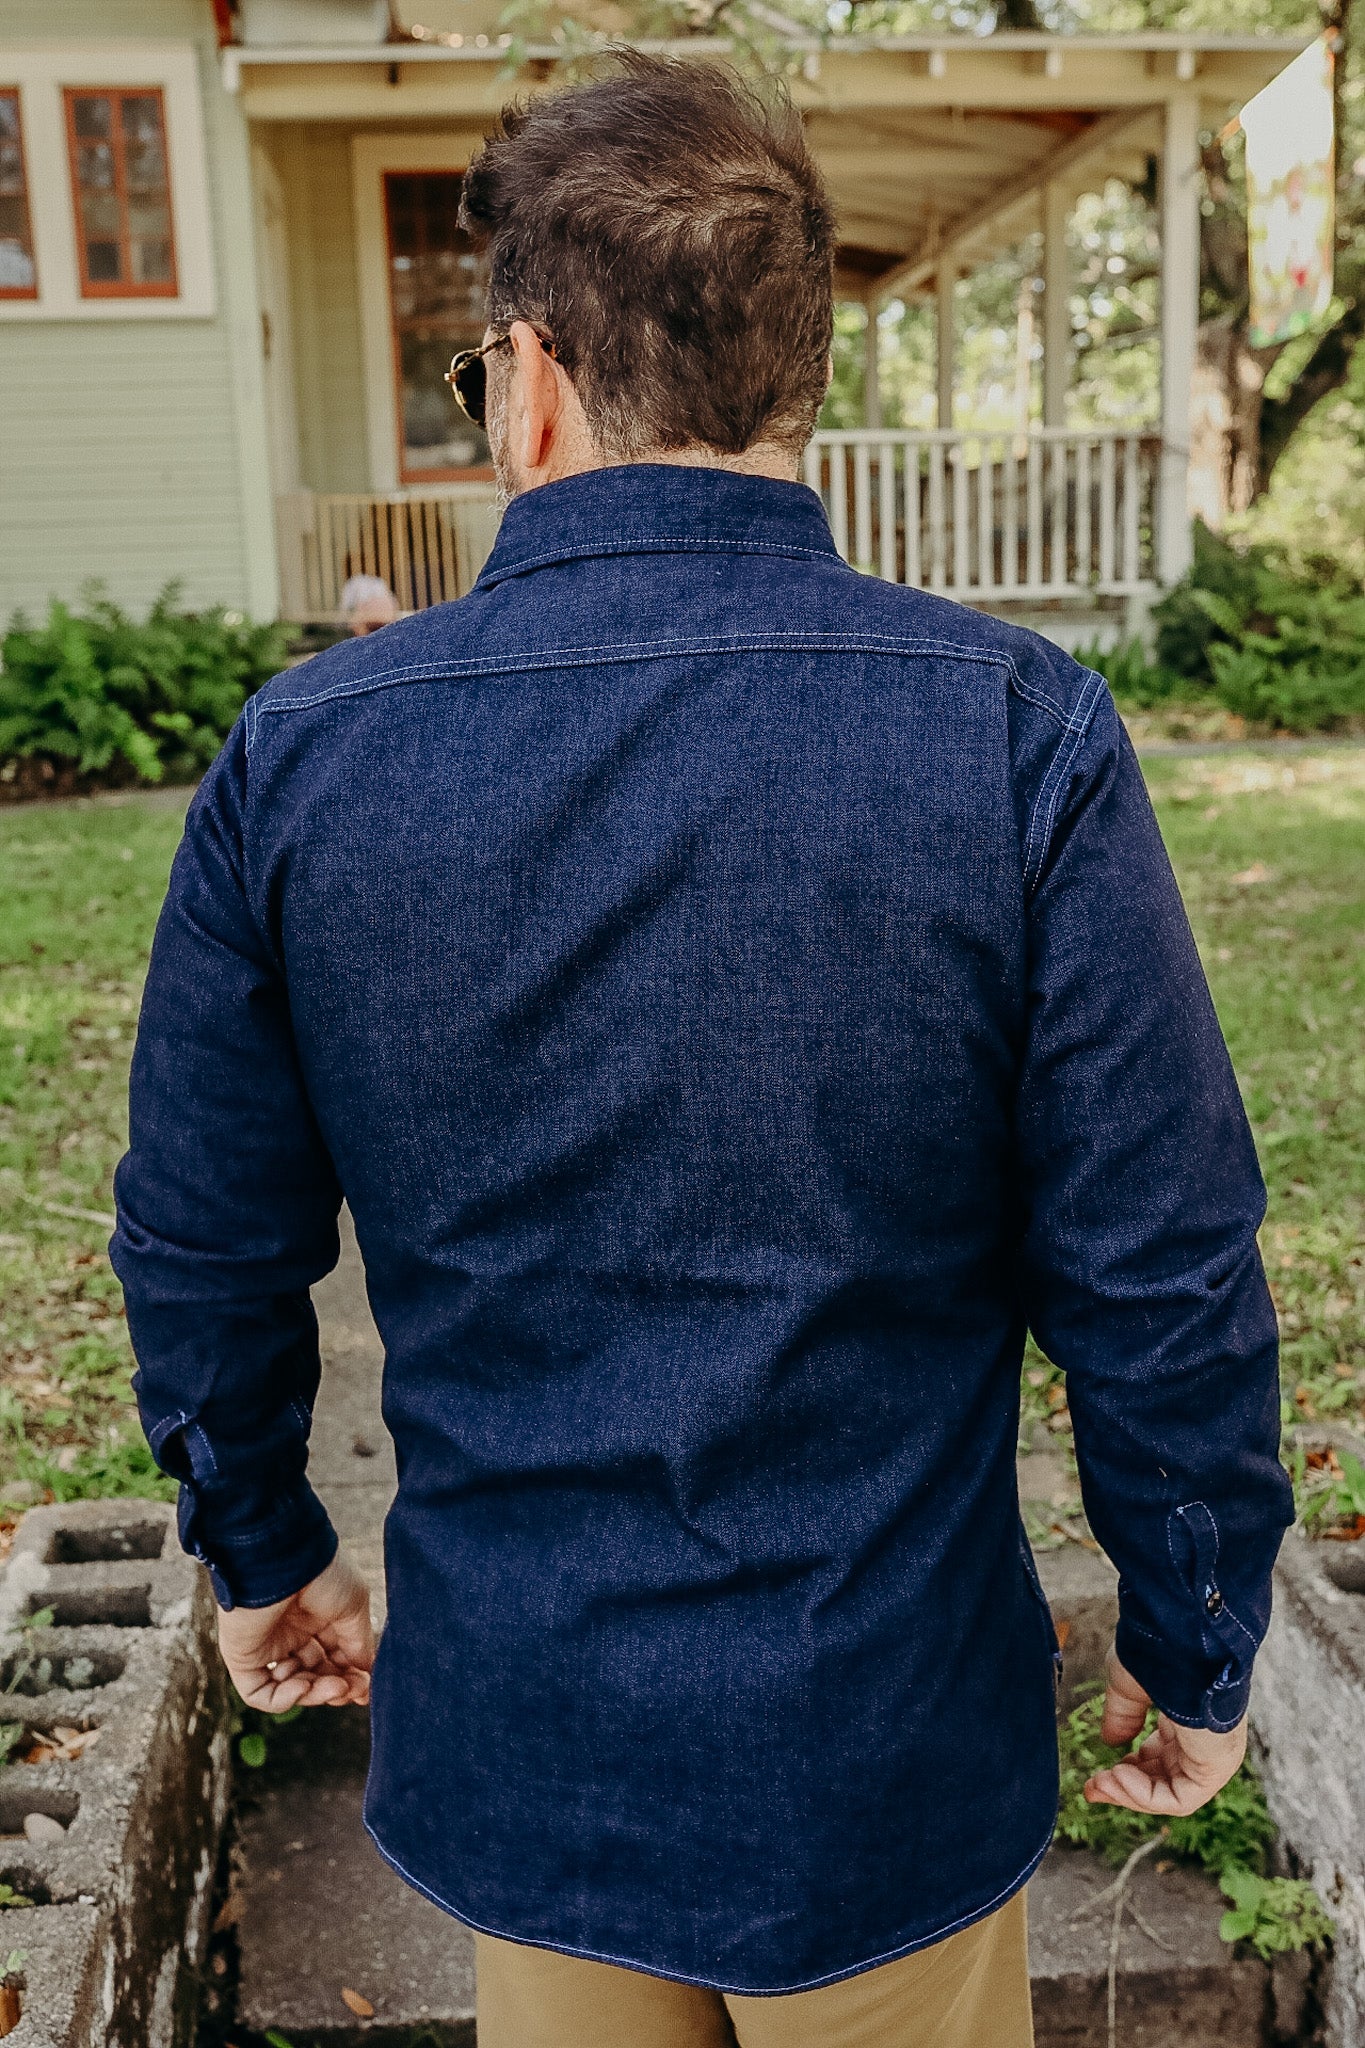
[
  {"left": 178, "top": 1480, "right": 339, "bottom": 1611},
  {"left": 1113, "top": 1615, "right": 1250, "bottom": 1732}
]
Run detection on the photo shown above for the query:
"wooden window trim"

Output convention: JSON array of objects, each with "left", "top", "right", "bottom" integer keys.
[
  {"left": 64, "top": 85, "right": 179, "bottom": 301},
  {"left": 0, "top": 87, "right": 37, "bottom": 301}
]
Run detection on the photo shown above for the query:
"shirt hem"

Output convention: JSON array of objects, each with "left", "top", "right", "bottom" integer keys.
[{"left": 361, "top": 1812, "right": 1056, "bottom": 1998}]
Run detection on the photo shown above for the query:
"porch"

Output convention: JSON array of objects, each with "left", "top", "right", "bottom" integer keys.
[
  {"left": 234, "top": 24, "right": 1304, "bottom": 632},
  {"left": 277, "top": 427, "right": 1159, "bottom": 624}
]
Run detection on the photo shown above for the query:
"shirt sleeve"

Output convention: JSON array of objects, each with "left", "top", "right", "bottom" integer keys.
[
  {"left": 1017, "top": 680, "right": 1293, "bottom": 1731},
  {"left": 111, "top": 715, "right": 343, "bottom": 1611}
]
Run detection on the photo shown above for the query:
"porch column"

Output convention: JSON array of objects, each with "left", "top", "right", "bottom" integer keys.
[
  {"left": 936, "top": 264, "right": 956, "bottom": 430},
  {"left": 864, "top": 305, "right": 882, "bottom": 430},
  {"left": 1042, "top": 182, "right": 1071, "bottom": 430},
  {"left": 1157, "top": 94, "right": 1200, "bottom": 586}
]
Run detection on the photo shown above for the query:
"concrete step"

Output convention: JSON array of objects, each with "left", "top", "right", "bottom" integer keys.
[
  {"left": 232, "top": 1705, "right": 474, "bottom": 2047},
  {"left": 231, "top": 1704, "right": 1283, "bottom": 2048}
]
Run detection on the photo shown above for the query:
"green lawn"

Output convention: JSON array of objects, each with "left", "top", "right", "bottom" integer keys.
[
  {"left": 1, "top": 750, "right": 1362, "bottom": 1528},
  {"left": 0, "top": 796, "right": 186, "bottom": 1511}
]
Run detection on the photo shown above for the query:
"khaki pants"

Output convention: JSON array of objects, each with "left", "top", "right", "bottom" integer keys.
[{"left": 475, "top": 1891, "right": 1033, "bottom": 2048}]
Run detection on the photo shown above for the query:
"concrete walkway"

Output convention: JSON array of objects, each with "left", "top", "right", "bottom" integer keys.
[{"left": 234, "top": 1217, "right": 477, "bottom": 2042}]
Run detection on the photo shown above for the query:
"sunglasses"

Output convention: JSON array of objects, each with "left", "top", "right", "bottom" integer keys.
[{"left": 444, "top": 330, "right": 557, "bottom": 429}]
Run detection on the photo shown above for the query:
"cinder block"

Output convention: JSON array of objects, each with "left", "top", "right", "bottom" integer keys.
[
  {"left": 0, "top": 1904, "right": 108, "bottom": 2048},
  {"left": 1254, "top": 1526, "right": 1365, "bottom": 2048},
  {"left": 0, "top": 1502, "right": 229, "bottom": 2048}
]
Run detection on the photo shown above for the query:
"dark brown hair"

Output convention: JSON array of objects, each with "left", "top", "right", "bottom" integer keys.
[{"left": 458, "top": 53, "right": 836, "bottom": 458}]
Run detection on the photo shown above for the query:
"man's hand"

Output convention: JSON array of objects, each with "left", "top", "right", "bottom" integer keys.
[
  {"left": 217, "top": 1549, "right": 375, "bottom": 1713},
  {"left": 1083, "top": 1651, "right": 1246, "bottom": 1818}
]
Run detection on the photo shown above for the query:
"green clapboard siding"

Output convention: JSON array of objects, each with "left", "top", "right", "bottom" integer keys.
[
  {"left": 0, "top": 0, "right": 263, "bottom": 622},
  {"left": 267, "top": 126, "right": 370, "bottom": 496}
]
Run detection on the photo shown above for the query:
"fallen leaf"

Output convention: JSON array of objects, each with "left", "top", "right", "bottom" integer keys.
[
  {"left": 1231, "top": 863, "right": 1272, "bottom": 887},
  {"left": 341, "top": 1987, "right": 375, "bottom": 2018},
  {"left": 22, "top": 1725, "right": 101, "bottom": 1765},
  {"left": 1055, "top": 1619, "right": 1072, "bottom": 1652}
]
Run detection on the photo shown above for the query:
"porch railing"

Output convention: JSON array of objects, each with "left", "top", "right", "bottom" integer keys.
[
  {"left": 275, "top": 429, "right": 1159, "bottom": 623},
  {"left": 805, "top": 428, "right": 1160, "bottom": 601},
  {"left": 275, "top": 485, "right": 502, "bottom": 624}
]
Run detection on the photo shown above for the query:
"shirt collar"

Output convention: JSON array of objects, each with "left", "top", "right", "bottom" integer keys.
[{"left": 474, "top": 464, "right": 841, "bottom": 588}]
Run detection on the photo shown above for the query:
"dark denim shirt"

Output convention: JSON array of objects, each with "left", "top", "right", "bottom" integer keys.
[{"left": 113, "top": 466, "right": 1291, "bottom": 1994}]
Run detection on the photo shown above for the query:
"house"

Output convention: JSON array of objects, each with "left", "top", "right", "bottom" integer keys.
[{"left": 0, "top": 2, "right": 1305, "bottom": 643}]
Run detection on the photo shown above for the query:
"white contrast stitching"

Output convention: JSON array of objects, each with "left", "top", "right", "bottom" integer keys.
[
  {"left": 253, "top": 630, "right": 1088, "bottom": 734},
  {"left": 1021, "top": 668, "right": 1105, "bottom": 891},
  {"left": 361, "top": 1814, "right": 1055, "bottom": 1997}
]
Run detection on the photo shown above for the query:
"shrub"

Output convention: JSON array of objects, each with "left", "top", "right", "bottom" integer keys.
[
  {"left": 0, "top": 584, "right": 289, "bottom": 786},
  {"left": 1073, "top": 636, "right": 1193, "bottom": 710},
  {"left": 1078, "top": 522, "right": 1365, "bottom": 734}
]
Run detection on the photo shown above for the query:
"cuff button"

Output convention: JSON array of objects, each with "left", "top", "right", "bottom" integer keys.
[{"left": 1206, "top": 1588, "right": 1225, "bottom": 1616}]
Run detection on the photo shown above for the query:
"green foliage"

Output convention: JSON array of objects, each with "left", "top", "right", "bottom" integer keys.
[
  {"left": 1058, "top": 1687, "right": 1276, "bottom": 1876},
  {"left": 1219, "top": 1868, "right": 1337, "bottom": 1963},
  {"left": 0, "top": 1389, "right": 174, "bottom": 1509},
  {"left": 1080, "top": 526, "right": 1365, "bottom": 733},
  {"left": 0, "top": 584, "right": 288, "bottom": 785},
  {"left": 1296, "top": 1447, "right": 1365, "bottom": 1532},
  {"left": 1055, "top": 1689, "right": 1331, "bottom": 1960},
  {"left": 1074, "top": 636, "right": 1191, "bottom": 709},
  {"left": 0, "top": 1887, "right": 32, "bottom": 1913},
  {"left": 233, "top": 1695, "right": 304, "bottom": 1773}
]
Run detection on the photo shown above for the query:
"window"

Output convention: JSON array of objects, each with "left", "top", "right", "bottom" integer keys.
[
  {"left": 65, "top": 87, "right": 177, "bottom": 298},
  {"left": 0, "top": 90, "right": 36, "bottom": 298},
  {"left": 383, "top": 171, "right": 490, "bottom": 482}
]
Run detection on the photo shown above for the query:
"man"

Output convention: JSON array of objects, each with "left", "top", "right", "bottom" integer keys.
[{"left": 113, "top": 56, "right": 1292, "bottom": 2048}]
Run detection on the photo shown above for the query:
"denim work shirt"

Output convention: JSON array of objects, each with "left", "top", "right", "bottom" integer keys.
[{"left": 113, "top": 466, "right": 1292, "bottom": 1994}]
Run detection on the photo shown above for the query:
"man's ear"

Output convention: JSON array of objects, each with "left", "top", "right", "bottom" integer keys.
[{"left": 508, "top": 321, "right": 563, "bottom": 475}]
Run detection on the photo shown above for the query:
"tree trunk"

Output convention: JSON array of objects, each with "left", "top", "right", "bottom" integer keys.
[{"left": 1188, "top": 317, "right": 1271, "bottom": 526}]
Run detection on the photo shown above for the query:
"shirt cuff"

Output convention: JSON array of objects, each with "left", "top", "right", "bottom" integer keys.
[
  {"left": 177, "top": 1479, "right": 339, "bottom": 1611},
  {"left": 1113, "top": 1615, "right": 1251, "bottom": 1732}
]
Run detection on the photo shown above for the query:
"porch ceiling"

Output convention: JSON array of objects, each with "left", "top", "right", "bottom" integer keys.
[
  {"left": 229, "top": 30, "right": 1307, "bottom": 303},
  {"left": 814, "top": 103, "right": 1164, "bottom": 301}
]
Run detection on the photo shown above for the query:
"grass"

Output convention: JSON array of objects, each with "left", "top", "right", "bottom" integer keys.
[
  {"left": 1022, "top": 746, "right": 1365, "bottom": 1535},
  {"left": 0, "top": 795, "right": 186, "bottom": 1520},
  {"left": 0, "top": 749, "right": 1363, "bottom": 1530}
]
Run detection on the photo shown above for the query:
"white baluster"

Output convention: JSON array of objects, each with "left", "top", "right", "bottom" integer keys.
[
  {"left": 879, "top": 442, "right": 898, "bottom": 582},
  {"left": 1122, "top": 436, "right": 1140, "bottom": 586},
  {"left": 952, "top": 442, "right": 970, "bottom": 591},
  {"left": 928, "top": 442, "right": 947, "bottom": 591},
  {"left": 830, "top": 441, "right": 850, "bottom": 561},
  {"left": 1099, "top": 436, "right": 1116, "bottom": 588},
  {"left": 854, "top": 442, "right": 873, "bottom": 571},
  {"left": 977, "top": 440, "right": 994, "bottom": 593},
  {"left": 1075, "top": 439, "right": 1092, "bottom": 589}
]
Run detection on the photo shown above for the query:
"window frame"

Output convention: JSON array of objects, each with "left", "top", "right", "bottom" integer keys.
[
  {"left": 352, "top": 131, "right": 493, "bottom": 492},
  {"left": 0, "top": 87, "right": 38, "bottom": 302},
  {"left": 64, "top": 84, "right": 179, "bottom": 302},
  {"left": 381, "top": 168, "right": 492, "bottom": 487}
]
